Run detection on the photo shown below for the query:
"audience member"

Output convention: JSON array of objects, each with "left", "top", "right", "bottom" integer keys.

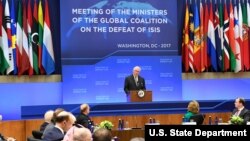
[
  {"left": 130, "top": 137, "right": 145, "bottom": 141},
  {"left": 93, "top": 128, "right": 112, "bottom": 141},
  {"left": 43, "top": 111, "right": 75, "bottom": 141},
  {"left": 43, "top": 108, "right": 65, "bottom": 137},
  {"left": 73, "top": 127, "right": 92, "bottom": 141},
  {"left": 63, "top": 123, "right": 84, "bottom": 141},
  {"left": 184, "top": 100, "right": 199, "bottom": 121},
  {"left": 40, "top": 110, "right": 54, "bottom": 132},
  {"left": 76, "top": 104, "right": 92, "bottom": 128},
  {"left": 232, "top": 97, "right": 250, "bottom": 124}
]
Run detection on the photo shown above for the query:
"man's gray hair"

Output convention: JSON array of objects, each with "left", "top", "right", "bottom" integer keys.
[{"left": 130, "top": 137, "right": 145, "bottom": 141}]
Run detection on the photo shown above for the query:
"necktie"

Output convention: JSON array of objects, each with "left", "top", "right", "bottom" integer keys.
[{"left": 135, "top": 77, "right": 138, "bottom": 86}]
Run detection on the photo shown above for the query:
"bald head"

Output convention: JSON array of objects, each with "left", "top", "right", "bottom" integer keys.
[
  {"left": 130, "top": 137, "right": 145, "bottom": 141},
  {"left": 73, "top": 128, "right": 92, "bottom": 141},
  {"left": 93, "top": 128, "right": 112, "bottom": 141}
]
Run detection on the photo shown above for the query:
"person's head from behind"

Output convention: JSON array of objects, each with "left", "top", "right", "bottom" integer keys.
[
  {"left": 187, "top": 100, "right": 199, "bottom": 114},
  {"left": 73, "top": 127, "right": 92, "bottom": 141},
  {"left": 133, "top": 66, "right": 141, "bottom": 77},
  {"left": 51, "top": 108, "right": 64, "bottom": 124},
  {"left": 44, "top": 110, "right": 54, "bottom": 123},
  {"left": 80, "top": 104, "right": 90, "bottom": 115},
  {"left": 55, "top": 111, "right": 75, "bottom": 132},
  {"left": 93, "top": 128, "right": 112, "bottom": 141},
  {"left": 234, "top": 97, "right": 245, "bottom": 109},
  {"left": 130, "top": 137, "right": 145, "bottom": 141}
]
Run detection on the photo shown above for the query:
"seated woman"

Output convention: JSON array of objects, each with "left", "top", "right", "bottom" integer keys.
[{"left": 184, "top": 100, "right": 200, "bottom": 121}]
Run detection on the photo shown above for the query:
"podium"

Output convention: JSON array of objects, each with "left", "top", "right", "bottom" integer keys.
[{"left": 127, "top": 90, "right": 152, "bottom": 102}]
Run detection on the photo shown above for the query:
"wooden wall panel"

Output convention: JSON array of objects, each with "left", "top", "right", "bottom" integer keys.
[
  {"left": 25, "top": 119, "right": 44, "bottom": 139},
  {"left": 0, "top": 120, "right": 25, "bottom": 141},
  {"left": 0, "top": 112, "right": 232, "bottom": 141}
]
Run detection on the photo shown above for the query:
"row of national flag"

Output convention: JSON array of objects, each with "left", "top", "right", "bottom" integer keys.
[
  {"left": 0, "top": 0, "right": 55, "bottom": 75},
  {"left": 182, "top": 0, "right": 250, "bottom": 73}
]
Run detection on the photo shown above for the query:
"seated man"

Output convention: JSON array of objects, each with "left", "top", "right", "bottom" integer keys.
[
  {"left": 43, "top": 111, "right": 75, "bottom": 141},
  {"left": 40, "top": 110, "right": 54, "bottom": 132},
  {"left": 75, "top": 104, "right": 92, "bottom": 128},
  {"left": 93, "top": 128, "right": 112, "bottom": 141},
  {"left": 232, "top": 97, "right": 250, "bottom": 124},
  {"left": 73, "top": 127, "right": 92, "bottom": 141},
  {"left": 42, "top": 108, "right": 65, "bottom": 139}
]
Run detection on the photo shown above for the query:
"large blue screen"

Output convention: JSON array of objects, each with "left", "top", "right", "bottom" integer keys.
[
  {"left": 60, "top": 0, "right": 178, "bottom": 64},
  {"left": 62, "top": 56, "right": 182, "bottom": 104},
  {"left": 60, "top": 0, "right": 181, "bottom": 104}
]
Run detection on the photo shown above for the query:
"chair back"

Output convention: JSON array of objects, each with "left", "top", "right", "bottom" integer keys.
[{"left": 189, "top": 114, "right": 205, "bottom": 125}]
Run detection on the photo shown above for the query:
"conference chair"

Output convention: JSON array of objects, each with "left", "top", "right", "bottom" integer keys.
[
  {"left": 27, "top": 137, "right": 42, "bottom": 141},
  {"left": 31, "top": 130, "right": 43, "bottom": 139},
  {"left": 189, "top": 114, "right": 205, "bottom": 125}
]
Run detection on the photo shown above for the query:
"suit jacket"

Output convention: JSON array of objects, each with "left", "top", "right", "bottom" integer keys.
[
  {"left": 124, "top": 75, "right": 146, "bottom": 94},
  {"left": 40, "top": 122, "right": 49, "bottom": 132},
  {"left": 232, "top": 108, "right": 250, "bottom": 124},
  {"left": 42, "top": 126, "right": 64, "bottom": 141},
  {"left": 75, "top": 113, "right": 91, "bottom": 128}
]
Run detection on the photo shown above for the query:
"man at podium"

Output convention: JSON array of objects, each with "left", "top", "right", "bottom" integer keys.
[{"left": 124, "top": 66, "right": 146, "bottom": 95}]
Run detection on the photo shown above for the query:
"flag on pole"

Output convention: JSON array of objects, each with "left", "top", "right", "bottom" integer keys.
[
  {"left": 193, "top": 2, "right": 201, "bottom": 72},
  {"left": 27, "top": 0, "right": 33, "bottom": 75},
  {"left": 10, "top": 0, "right": 17, "bottom": 74},
  {"left": 223, "top": 3, "right": 230, "bottom": 71},
  {"left": 182, "top": 3, "right": 190, "bottom": 72},
  {"left": 242, "top": 2, "right": 249, "bottom": 70},
  {"left": 0, "top": 0, "right": 9, "bottom": 74},
  {"left": 21, "top": 0, "right": 30, "bottom": 74},
  {"left": 42, "top": 0, "right": 55, "bottom": 74},
  {"left": 4, "top": 0, "right": 14, "bottom": 74},
  {"left": 239, "top": 1, "right": 244, "bottom": 70},
  {"left": 32, "top": 0, "right": 39, "bottom": 74},
  {"left": 247, "top": 0, "right": 250, "bottom": 71},
  {"left": 208, "top": 3, "right": 218, "bottom": 71},
  {"left": 234, "top": 3, "right": 242, "bottom": 72},
  {"left": 38, "top": 0, "right": 44, "bottom": 74},
  {"left": 16, "top": 0, "right": 23, "bottom": 74},
  {"left": 200, "top": 1, "right": 205, "bottom": 72},
  {"left": 188, "top": 4, "right": 195, "bottom": 73},
  {"left": 214, "top": 4, "right": 223, "bottom": 71},
  {"left": 204, "top": 2, "right": 209, "bottom": 70},
  {"left": 229, "top": 2, "right": 236, "bottom": 72}
]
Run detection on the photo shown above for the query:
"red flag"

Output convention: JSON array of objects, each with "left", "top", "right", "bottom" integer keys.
[
  {"left": 182, "top": 4, "right": 189, "bottom": 72},
  {"left": 27, "top": 0, "right": 33, "bottom": 75},
  {"left": 204, "top": 2, "right": 210, "bottom": 69},
  {"left": 20, "top": 0, "right": 30, "bottom": 75},
  {"left": 229, "top": 2, "right": 237, "bottom": 72},
  {"left": 242, "top": 2, "right": 249, "bottom": 70}
]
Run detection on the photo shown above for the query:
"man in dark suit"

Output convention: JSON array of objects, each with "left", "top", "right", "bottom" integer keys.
[
  {"left": 232, "top": 97, "right": 250, "bottom": 124},
  {"left": 124, "top": 66, "right": 146, "bottom": 95},
  {"left": 43, "top": 111, "right": 75, "bottom": 141},
  {"left": 75, "top": 104, "right": 92, "bottom": 129},
  {"left": 40, "top": 110, "right": 54, "bottom": 132}
]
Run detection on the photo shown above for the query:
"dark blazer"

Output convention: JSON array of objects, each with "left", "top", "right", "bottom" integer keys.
[
  {"left": 42, "top": 126, "right": 64, "bottom": 141},
  {"left": 232, "top": 108, "right": 250, "bottom": 124},
  {"left": 124, "top": 75, "right": 146, "bottom": 94},
  {"left": 40, "top": 122, "right": 49, "bottom": 132},
  {"left": 75, "top": 113, "right": 91, "bottom": 128}
]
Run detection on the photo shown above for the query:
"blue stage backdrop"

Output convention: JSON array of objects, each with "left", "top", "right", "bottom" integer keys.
[{"left": 60, "top": 0, "right": 181, "bottom": 104}]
